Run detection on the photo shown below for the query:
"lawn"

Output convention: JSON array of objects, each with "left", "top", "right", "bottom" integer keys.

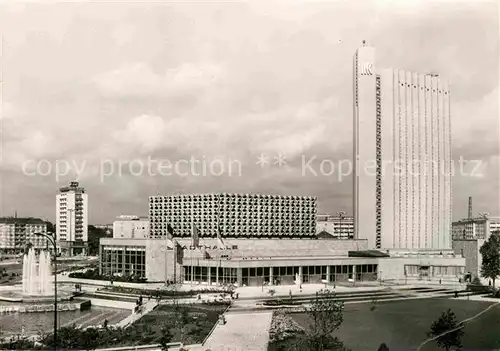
[
  {"left": 6, "top": 303, "right": 230, "bottom": 350},
  {"left": 117, "top": 303, "right": 229, "bottom": 346},
  {"left": 290, "top": 298, "right": 500, "bottom": 351}
]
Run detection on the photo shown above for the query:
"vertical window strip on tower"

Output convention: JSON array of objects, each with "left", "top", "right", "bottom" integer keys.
[
  {"left": 375, "top": 75, "right": 382, "bottom": 249},
  {"left": 411, "top": 75, "right": 416, "bottom": 248}
]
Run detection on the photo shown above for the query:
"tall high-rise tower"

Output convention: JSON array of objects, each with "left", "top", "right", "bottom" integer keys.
[
  {"left": 353, "top": 43, "right": 452, "bottom": 250},
  {"left": 56, "top": 181, "right": 88, "bottom": 256}
]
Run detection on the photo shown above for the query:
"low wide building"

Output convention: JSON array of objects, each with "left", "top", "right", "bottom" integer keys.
[{"left": 99, "top": 237, "right": 466, "bottom": 286}]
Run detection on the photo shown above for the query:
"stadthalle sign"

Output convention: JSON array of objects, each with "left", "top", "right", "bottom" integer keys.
[{"left": 170, "top": 244, "right": 238, "bottom": 251}]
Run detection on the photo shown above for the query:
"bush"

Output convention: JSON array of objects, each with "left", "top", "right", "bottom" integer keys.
[
  {"left": 68, "top": 269, "right": 147, "bottom": 283},
  {"left": 467, "top": 277, "right": 490, "bottom": 293},
  {"left": 263, "top": 299, "right": 303, "bottom": 306},
  {"left": 269, "top": 311, "right": 305, "bottom": 343},
  {"left": 202, "top": 301, "right": 231, "bottom": 307},
  {"left": 102, "top": 285, "right": 232, "bottom": 298}
]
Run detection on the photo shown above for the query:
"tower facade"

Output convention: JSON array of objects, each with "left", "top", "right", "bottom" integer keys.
[
  {"left": 353, "top": 44, "right": 452, "bottom": 250},
  {"left": 56, "top": 181, "right": 88, "bottom": 255}
]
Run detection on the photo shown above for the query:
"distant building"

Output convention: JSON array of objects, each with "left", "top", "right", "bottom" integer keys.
[
  {"left": 0, "top": 217, "right": 48, "bottom": 253},
  {"left": 316, "top": 214, "right": 354, "bottom": 239},
  {"left": 451, "top": 216, "right": 500, "bottom": 240},
  {"left": 56, "top": 181, "right": 88, "bottom": 256},
  {"left": 113, "top": 215, "right": 149, "bottom": 239},
  {"left": 489, "top": 217, "right": 500, "bottom": 233},
  {"left": 452, "top": 215, "right": 500, "bottom": 284}
]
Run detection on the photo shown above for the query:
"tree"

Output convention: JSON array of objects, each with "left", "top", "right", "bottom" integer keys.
[
  {"left": 301, "top": 291, "right": 348, "bottom": 351},
  {"left": 45, "top": 221, "right": 56, "bottom": 233},
  {"left": 159, "top": 327, "right": 173, "bottom": 351},
  {"left": 24, "top": 242, "right": 33, "bottom": 255},
  {"left": 88, "top": 225, "right": 108, "bottom": 256},
  {"left": 167, "top": 282, "right": 188, "bottom": 342},
  {"left": 377, "top": 343, "right": 389, "bottom": 351},
  {"left": 479, "top": 232, "right": 500, "bottom": 290},
  {"left": 427, "top": 309, "right": 464, "bottom": 351}
]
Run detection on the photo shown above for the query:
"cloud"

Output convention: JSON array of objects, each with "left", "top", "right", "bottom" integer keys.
[
  {"left": 0, "top": 1, "right": 497, "bottom": 223},
  {"left": 94, "top": 62, "right": 222, "bottom": 100}
]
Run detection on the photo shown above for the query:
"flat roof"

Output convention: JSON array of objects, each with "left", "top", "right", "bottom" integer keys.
[{"left": 348, "top": 250, "right": 390, "bottom": 258}]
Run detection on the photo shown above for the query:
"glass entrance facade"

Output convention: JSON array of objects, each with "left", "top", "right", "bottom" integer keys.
[
  {"left": 183, "top": 266, "right": 238, "bottom": 284},
  {"left": 181, "top": 263, "right": 378, "bottom": 286}
]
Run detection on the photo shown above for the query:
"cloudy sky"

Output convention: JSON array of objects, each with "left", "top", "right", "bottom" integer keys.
[{"left": 0, "top": 0, "right": 498, "bottom": 224}]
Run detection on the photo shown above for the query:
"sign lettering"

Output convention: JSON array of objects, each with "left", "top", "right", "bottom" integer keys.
[
  {"left": 181, "top": 244, "right": 237, "bottom": 251},
  {"left": 359, "top": 62, "right": 373, "bottom": 76}
]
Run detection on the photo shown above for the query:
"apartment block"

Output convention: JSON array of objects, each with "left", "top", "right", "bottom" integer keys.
[
  {"left": 0, "top": 217, "right": 48, "bottom": 253},
  {"left": 56, "top": 181, "right": 88, "bottom": 256}
]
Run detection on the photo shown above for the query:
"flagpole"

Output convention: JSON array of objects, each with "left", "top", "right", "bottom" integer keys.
[
  {"left": 217, "top": 194, "right": 222, "bottom": 286},
  {"left": 165, "top": 228, "right": 168, "bottom": 286},
  {"left": 191, "top": 215, "right": 194, "bottom": 287}
]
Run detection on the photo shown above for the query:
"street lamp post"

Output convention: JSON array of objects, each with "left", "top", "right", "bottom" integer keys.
[{"left": 35, "top": 232, "right": 57, "bottom": 350}]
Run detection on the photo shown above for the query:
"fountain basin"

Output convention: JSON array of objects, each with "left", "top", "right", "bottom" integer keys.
[
  {"left": 0, "top": 287, "right": 75, "bottom": 303},
  {"left": 0, "top": 299, "right": 90, "bottom": 314}
]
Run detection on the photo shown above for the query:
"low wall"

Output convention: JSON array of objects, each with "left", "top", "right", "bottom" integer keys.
[
  {"left": 89, "top": 298, "right": 135, "bottom": 311},
  {"left": 94, "top": 342, "right": 186, "bottom": 351},
  {"left": 0, "top": 300, "right": 89, "bottom": 314},
  {"left": 60, "top": 276, "right": 158, "bottom": 289}
]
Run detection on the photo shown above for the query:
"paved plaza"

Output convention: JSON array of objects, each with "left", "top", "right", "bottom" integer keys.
[{"left": 201, "top": 312, "right": 273, "bottom": 351}]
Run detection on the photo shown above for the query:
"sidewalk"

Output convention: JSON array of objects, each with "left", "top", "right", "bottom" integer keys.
[
  {"left": 456, "top": 294, "right": 500, "bottom": 303},
  {"left": 200, "top": 312, "right": 273, "bottom": 351},
  {"left": 113, "top": 300, "right": 159, "bottom": 328},
  {"left": 234, "top": 283, "right": 386, "bottom": 299}
]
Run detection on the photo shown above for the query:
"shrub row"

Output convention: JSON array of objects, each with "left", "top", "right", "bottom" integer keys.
[
  {"left": 263, "top": 299, "right": 303, "bottom": 306},
  {"left": 102, "top": 285, "right": 233, "bottom": 298},
  {"left": 68, "top": 269, "right": 147, "bottom": 283},
  {"left": 269, "top": 310, "right": 305, "bottom": 343}
]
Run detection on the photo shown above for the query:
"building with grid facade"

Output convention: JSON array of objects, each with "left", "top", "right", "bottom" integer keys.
[
  {"left": 149, "top": 193, "right": 317, "bottom": 238},
  {"left": 0, "top": 217, "right": 48, "bottom": 253},
  {"left": 354, "top": 43, "right": 452, "bottom": 250}
]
